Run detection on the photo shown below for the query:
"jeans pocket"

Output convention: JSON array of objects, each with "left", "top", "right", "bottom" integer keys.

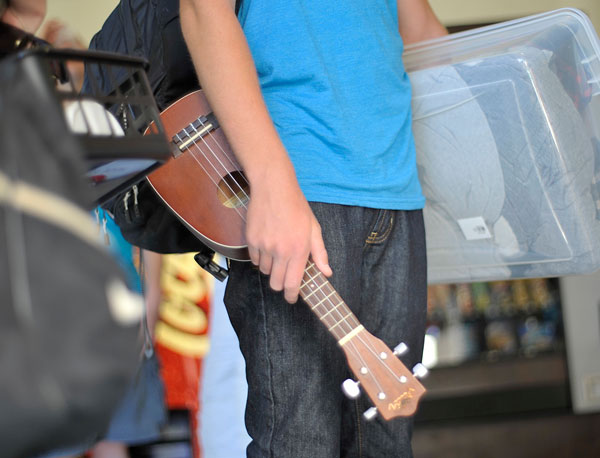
[{"left": 365, "top": 209, "right": 394, "bottom": 245}]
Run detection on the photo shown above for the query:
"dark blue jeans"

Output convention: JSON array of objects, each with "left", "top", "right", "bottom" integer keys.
[{"left": 224, "top": 203, "right": 427, "bottom": 458}]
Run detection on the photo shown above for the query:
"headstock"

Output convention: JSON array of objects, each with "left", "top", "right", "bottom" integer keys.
[{"left": 339, "top": 327, "right": 427, "bottom": 421}]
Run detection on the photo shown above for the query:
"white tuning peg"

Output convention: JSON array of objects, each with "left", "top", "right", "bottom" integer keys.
[
  {"left": 341, "top": 379, "right": 361, "bottom": 399},
  {"left": 393, "top": 342, "right": 409, "bottom": 357},
  {"left": 412, "top": 363, "right": 429, "bottom": 379},
  {"left": 363, "top": 407, "right": 378, "bottom": 421}
]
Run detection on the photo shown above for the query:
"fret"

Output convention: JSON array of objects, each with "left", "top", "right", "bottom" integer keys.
[
  {"left": 311, "top": 290, "right": 337, "bottom": 311},
  {"left": 300, "top": 261, "right": 362, "bottom": 344},
  {"left": 338, "top": 324, "right": 364, "bottom": 346},
  {"left": 301, "top": 279, "right": 326, "bottom": 301},
  {"left": 328, "top": 311, "right": 354, "bottom": 332}
]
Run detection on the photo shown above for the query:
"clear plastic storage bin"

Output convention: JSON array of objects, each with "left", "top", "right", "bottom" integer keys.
[{"left": 405, "top": 8, "right": 600, "bottom": 284}]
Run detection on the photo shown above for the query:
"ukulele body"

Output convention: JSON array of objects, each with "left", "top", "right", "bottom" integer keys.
[{"left": 146, "top": 90, "right": 249, "bottom": 260}]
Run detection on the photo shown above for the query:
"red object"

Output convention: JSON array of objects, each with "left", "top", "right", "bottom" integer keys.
[{"left": 154, "top": 253, "right": 213, "bottom": 458}]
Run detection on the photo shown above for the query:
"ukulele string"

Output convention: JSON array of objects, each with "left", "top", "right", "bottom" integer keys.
[
  {"left": 185, "top": 121, "right": 249, "bottom": 210},
  {"left": 303, "top": 261, "right": 387, "bottom": 393},
  {"left": 300, "top": 265, "right": 375, "bottom": 385},
  {"left": 302, "top": 261, "right": 360, "bottom": 334},
  {"left": 300, "top": 273, "right": 389, "bottom": 398},
  {"left": 174, "top": 130, "right": 242, "bottom": 218},
  {"left": 304, "top": 262, "right": 408, "bottom": 391},
  {"left": 196, "top": 117, "right": 251, "bottom": 206},
  {"left": 301, "top": 263, "right": 370, "bottom": 355},
  {"left": 175, "top": 123, "right": 248, "bottom": 223}
]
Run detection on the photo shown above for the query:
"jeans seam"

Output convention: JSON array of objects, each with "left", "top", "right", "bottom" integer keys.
[
  {"left": 367, "top": 209, "right": 385, "bottom": 239},
  {"left": 354, "top": 399, "right": 363, "bottom": 458},
  {"left": 257, "top": 271, "right": 276, "bottom": 458}
]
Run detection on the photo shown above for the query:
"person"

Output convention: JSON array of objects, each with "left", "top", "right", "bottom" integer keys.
[
  {"left": 0, "top": 0, "right": 45, "bottom": 33},
  {"left": 39, "top": 19, "right": 86, "bottom": 91},
  {"left": 0, "top": 0, "right": 46, "bottom": 59},
  {"left": 9, "top": 12, "right": 168, "bottom": 455},
  {"left": 179, "top": 0, "right": 447, "bottom": 456}
]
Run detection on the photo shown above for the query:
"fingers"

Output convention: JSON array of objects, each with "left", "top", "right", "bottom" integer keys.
[
  {"left": 249, "top": 245, "right": 275, "bottom": 278},
  {"left": 244, "top": 192, "right": 330, "bottom": 304},
  {"left": 281, "top": 256, "right": 305, "bottom": 304},
  {"left": 310, "top": 218, "right": 332, "bottom": 277},
  {"left": 249, "top": 244, "right": 305, "bottom": 304},
  {"left": 267, "top": 256, "right": 286, "bottom": 292},
  {"left": 250, "top": 225, "right": 330, "bottom": 305},
  {"left": 264, "top": 252, "right": 303, "bottom": 304},
  {"left": 248, "top": 246, "right": 260, "bottom": 266}
]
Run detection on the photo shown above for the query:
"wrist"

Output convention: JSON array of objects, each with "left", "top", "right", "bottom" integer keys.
[{"left": 243, "top": 147, "right": 298, "bottom": 190}]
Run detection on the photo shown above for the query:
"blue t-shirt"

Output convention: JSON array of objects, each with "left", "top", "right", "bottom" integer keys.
[{"left": 239, "top": 0, "right": 424, "bottom": 210}]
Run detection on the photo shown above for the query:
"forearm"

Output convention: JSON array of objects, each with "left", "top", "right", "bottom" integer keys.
[
  {"left": 179, "top": 0, "right": 296, "bottom": 187},
  {"left": 180, "top": 0, "right": 331, "bottom": 303},
  {"left": 397, "top": 0, "right": 446, "bottom": 44}
]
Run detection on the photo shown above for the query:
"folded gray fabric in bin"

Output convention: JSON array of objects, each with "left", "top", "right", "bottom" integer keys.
[
  {"left": 411, "top": 64, "right": 511, "bottom": 282},
  {"left": 410, "top": 46, "right": 600, "bottom": 283}
]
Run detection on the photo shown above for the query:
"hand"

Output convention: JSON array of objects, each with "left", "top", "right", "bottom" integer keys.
[{"left": 245, "top": 169, "right": 332, "bottom": 304}]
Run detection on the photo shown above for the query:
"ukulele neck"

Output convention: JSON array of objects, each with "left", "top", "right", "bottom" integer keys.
[{"left": 300, "top": 262, "right": 363, "bottom": 346}]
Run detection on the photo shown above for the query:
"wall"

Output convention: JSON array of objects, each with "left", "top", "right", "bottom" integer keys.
[
  {"left": 43, "top": 0, "right": 119, "bottom": 45},
  {"left": 43, "top": 1, "right": 600, "bottom": 45},
  {"left": 45, "top": 0, "right": 600, "bottom": 47},
  {"left": 430, "top": 0, "right": 600, "bottom": 29}
]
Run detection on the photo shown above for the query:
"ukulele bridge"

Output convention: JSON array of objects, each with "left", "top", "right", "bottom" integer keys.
[{"left": 172, "top": 112, "right": 220, "bottom": 156}]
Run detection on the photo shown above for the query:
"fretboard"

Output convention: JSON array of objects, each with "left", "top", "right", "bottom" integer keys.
[{"left": 300, "top": 262, "right": 364, "bottom": 346}]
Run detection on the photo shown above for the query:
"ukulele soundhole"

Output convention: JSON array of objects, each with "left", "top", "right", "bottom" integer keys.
[{"left": 217, "top": 171, "right": 250, "bottom": 209}]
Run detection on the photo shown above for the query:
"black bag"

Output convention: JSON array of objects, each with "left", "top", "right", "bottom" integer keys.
[
  {"left": 0, "top": 21, "right": 49, "bottom": 60},
  {"left": 0, "top": 51, "right": 142, "bottom": 457},
  {"left": 83, "top": 0, "right": 241, "bottom": 254},
  {"left": 82, "top": 0, "right": 200, "bottom": 113}
]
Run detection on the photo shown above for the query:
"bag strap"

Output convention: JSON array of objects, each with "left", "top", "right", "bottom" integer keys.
[{"left": 0, "top": 169, "right": 100, "bottom": 247}]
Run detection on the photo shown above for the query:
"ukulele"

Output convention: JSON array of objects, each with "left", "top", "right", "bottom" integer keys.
[{"left": 146, "top": 89, "right": 427, "bottom": 420}]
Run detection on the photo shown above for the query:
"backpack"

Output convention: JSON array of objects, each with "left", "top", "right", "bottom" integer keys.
[
  {"left": 0, "top": 50, "right": 143, "bottom": 457},
  {"left": 83, "top": 0, "right": 242, "bottom": 256}
]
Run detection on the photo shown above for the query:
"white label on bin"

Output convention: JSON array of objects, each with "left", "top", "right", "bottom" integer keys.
[{"left": 457, "top": 217, "right": 491, "bottom": 241}]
